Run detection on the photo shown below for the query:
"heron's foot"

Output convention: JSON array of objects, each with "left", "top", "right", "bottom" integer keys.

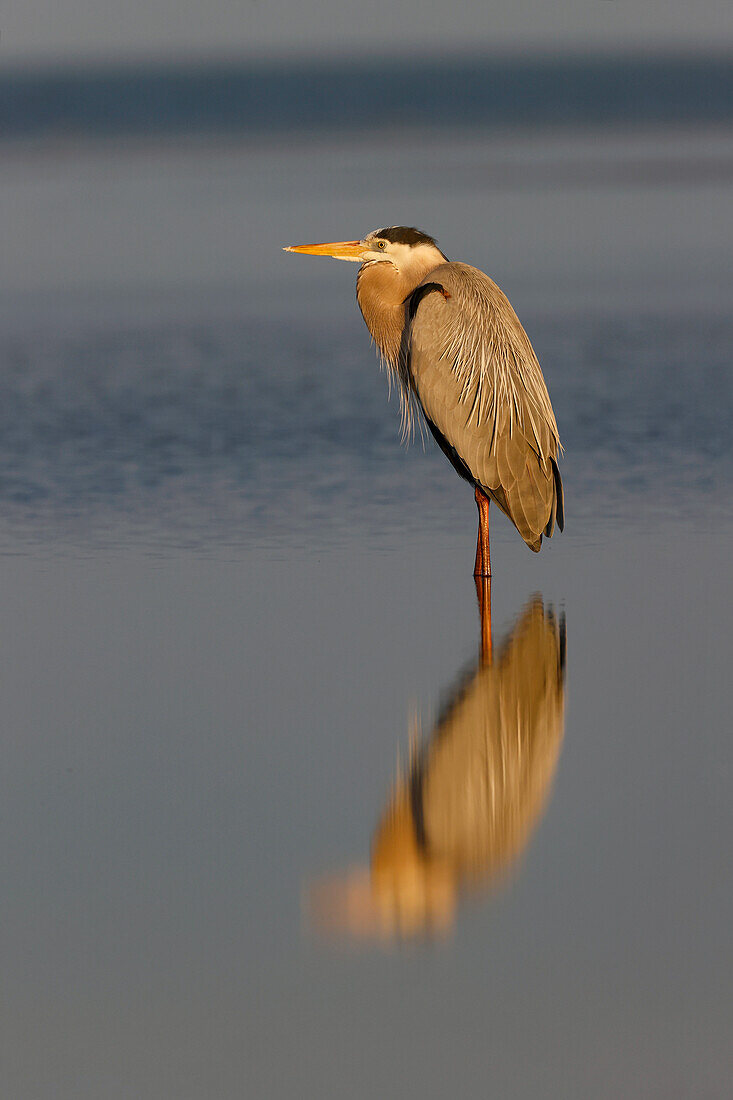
[{"left": 474, "top": 574, "right": 492, "bottom": 666}]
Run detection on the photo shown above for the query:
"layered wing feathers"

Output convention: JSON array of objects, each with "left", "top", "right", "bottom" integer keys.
[{"left": 403, "top": 263, "right": 563, "bottom": 551}]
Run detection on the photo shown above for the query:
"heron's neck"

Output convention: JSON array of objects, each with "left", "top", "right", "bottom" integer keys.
[{"left": 356, "top": 256, "right": 439, "bottom": 369}]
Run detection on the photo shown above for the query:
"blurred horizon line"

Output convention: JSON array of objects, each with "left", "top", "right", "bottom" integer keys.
[
  {"left": 4, "top": 43, "right": 733, "bottom": 74},
  {"left": 2, "top": 50, "right": 732, "bottom": 143}
]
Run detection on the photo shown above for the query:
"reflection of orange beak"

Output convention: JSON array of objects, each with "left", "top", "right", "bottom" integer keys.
[{"left": 283, "top": 239, "right": 364, "bottom": 262}]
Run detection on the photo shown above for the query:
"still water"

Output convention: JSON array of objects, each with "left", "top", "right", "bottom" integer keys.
[{"left": 2, "top": 126, "right": 733, "bottom": 1096}]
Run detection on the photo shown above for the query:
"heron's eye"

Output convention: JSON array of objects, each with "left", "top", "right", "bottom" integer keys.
[{"left": 377, "top": 241, "right": 386, "bottom": 249}]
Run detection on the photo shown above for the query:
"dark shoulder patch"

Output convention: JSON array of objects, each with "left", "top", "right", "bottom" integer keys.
[{"left": 406, "top": 281, "right": 449, "bottom": 319}]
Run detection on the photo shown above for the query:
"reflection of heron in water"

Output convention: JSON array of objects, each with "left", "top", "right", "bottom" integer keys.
[{"left": 308, "top": 588, "right": 566, "bottom": 939}]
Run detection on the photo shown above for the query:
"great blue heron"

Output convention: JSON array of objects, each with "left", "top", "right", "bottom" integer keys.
[{"left": 284, "top": 226, "right": 563, "bottom": 575}]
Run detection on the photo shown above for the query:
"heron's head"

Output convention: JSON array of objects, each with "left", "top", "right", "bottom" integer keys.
[{"left": 284, "top": 226, "right": 446, "bottom": 277}]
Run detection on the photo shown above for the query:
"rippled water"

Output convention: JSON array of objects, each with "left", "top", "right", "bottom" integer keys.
[
  {"left": 2, "top": 127, "right": 733, "bottom": 1097},
  {"left": 0, "top": 309, "right": 731, "bottom": 553}
]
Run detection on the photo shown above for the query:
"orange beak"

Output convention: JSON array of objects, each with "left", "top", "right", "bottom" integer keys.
[{"left": 283, "top": 239, "right": 364, "bottom": 262}]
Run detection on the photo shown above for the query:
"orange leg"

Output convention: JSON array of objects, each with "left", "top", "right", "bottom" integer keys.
[
  {"left": 474, "top": 575, "right": 492, "bottom": 666},
  {"left": 473, "top": 487, "right": 491, "bottom": 578}
]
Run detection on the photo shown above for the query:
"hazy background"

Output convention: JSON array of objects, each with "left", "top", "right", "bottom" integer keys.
[
  {"left": 4, "top": 0, "right": 733, "bottom": 63},
  {"left": 2, "top": 4, "right": 733, "bottom": 1099}
]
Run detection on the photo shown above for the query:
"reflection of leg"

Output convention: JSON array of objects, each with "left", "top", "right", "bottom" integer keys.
[
  {"left": 473, "top": 487, "right": 491, "bottom": 578},
  {"left": 474, "top": 575, "right": 492, "bottom": 666}
]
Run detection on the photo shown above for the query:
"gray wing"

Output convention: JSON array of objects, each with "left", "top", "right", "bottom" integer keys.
[{"left": 403, "top": 262, "right": 564, "bottom": 551}]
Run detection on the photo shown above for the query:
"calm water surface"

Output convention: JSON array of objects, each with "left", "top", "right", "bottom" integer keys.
[{"left": 2, "top": 127, "right": 733, "bottom": 1097}]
